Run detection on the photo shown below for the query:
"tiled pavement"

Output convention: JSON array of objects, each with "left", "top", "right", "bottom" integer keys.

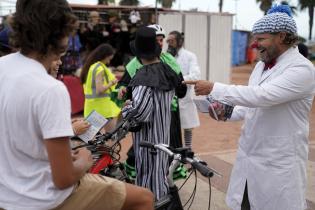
[
  {"left": 176, "top": 146, "right": 315, "bottom": 210},
  {"left": 120, "top": 64, "right": 315, "bottom": 210}
]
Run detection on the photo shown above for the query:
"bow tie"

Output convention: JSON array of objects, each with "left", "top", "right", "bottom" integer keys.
[{"left": 263, "top": 59, "right": 276, "bottom": 71}]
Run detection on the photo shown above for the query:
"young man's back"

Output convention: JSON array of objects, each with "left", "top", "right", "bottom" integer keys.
[
  {"left": 0, "top": 52, "right": 74, "bottom": 209},
  {"left": 0, "top": 1, "right": 154, "bottom": 209}
]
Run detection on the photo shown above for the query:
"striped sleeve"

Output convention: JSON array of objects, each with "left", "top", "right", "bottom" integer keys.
[{"left": 122, "top": 85, "right": 153, "bottom": 122}]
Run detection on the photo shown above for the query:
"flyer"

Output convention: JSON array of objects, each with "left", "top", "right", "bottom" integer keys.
[{"left": 78, "top": 110, "right": 108, "bottom": 143}]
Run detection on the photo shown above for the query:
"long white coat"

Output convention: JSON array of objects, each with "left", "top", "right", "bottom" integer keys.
[
  {"left": 176, "top": 48, "right": 201, "bottom": 129},
  {"left": 211, "top": 47, "right": 315, "bottom": 210}
]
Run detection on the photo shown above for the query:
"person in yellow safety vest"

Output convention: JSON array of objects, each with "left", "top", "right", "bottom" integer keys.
[{"left": 80, "top": 43, "right": 121, "bottom": 132}]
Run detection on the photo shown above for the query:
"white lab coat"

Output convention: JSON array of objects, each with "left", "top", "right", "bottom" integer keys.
[
  {"left": 176, "top": 48, "right": 201, "bottom": 129},
  {"left": 210, "top": 47, "right": 315, "bottom": 210}
]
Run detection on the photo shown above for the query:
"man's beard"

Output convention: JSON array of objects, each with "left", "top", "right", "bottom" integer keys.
[
  {"left": 167, "top": 46, "right": 178, "bottom": 56},
  {"left": 258, "top": 45, "right": 279, "bottom": 63}
]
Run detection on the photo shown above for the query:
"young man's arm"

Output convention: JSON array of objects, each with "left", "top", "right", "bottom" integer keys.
[
  {"left": 39, "top": 84, "right": 92, "bottom": 190},
  {"left": 44, "top": 137, "right": 93, "bottom": 189}
]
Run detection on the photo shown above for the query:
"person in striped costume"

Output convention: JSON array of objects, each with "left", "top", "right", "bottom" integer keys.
[
  {"left": 122, "top": 27, "right": 184, "bottom": 200},
  {"left": 117, "top": 24, "right": 187, "bottom": 182}
]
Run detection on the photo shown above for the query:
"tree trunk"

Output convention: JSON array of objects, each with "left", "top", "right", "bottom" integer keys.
[
  {"left": 119, "top": 0, "right": 139, "bottom": 6},
  {"left": 259, "top": 0, "right": 273, "bottom": 15},
  {"left": 308, "top": 6, "right": 314, "bottom": 40},
  {"left": 162, "top": 0, "right": 173, "bottom": 8},
  {"left": 98, "top": 0, "right": 107, "bottom": 4},
  {"left": 219, "top": 0, "right": 223, "bottom": 13}
]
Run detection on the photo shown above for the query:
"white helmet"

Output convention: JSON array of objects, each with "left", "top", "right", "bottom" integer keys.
[{"left": 147, "top": 24, "right": 165, "bottom": 37}]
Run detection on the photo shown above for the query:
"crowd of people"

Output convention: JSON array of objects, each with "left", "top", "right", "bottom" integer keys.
[
  {"left": 0, "top": 9, "right": 140, "bottom": 75},
  {"left": 0, "top": 1, "right": 314, "bottom": 210}
]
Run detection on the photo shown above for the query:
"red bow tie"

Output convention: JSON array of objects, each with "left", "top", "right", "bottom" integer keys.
[{"left": 264, "top": 59, "right": 276, "bottom": 71}]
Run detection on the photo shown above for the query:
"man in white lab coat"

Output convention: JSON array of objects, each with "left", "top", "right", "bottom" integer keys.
[
  {"left": 167, "top": 31, "right": 201, "bottom": 148},
  {"left": 185, "top": 4, "right": 315, "bottom": 210}
]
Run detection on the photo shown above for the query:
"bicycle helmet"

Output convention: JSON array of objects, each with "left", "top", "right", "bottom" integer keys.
[{"left": 147, "top": 24, "right": 165, "bottom": 38}]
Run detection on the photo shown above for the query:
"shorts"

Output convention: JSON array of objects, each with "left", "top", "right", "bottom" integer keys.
[{"left": 52, "top": 173, "right": 126, "bottom": 210}]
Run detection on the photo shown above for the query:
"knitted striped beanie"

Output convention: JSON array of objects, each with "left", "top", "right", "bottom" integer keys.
[{"left": 252, "top": 4, "right": 297, "bottom": 35}]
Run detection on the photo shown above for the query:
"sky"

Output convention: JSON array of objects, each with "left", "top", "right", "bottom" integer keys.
[{"left": 0, "top": 0, "right": 310, "bottom": 39}]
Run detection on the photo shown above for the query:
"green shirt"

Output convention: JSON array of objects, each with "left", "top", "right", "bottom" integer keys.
[
  {"left": 126, "top": 52, "right": 181, "bottom": 77},
  {"left": 125, "top": 52, "right": 181, "bottom": 111}
]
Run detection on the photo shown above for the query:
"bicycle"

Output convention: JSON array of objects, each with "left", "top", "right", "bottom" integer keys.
[
  {"left": 139, "top": 141, "right": 222, "bottom": 210},
  {"left": 71, "top": 113, "right": 188, "bottom": 183},
  {"left": 72, "top": 116, "right": 221, "bottom": 209},
  {"left": 71, "top": 114, "right": 138, "bottom": 183}
]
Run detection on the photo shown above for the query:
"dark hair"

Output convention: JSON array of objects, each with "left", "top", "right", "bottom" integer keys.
[
  {"left": 282, "top": 33, "right": 299, "bottom": 46},
  {"left": 271, "top": 32, "right": 299, "bottom": 47},
  {"left": 169, "top": 31, "right": 184, "bottom": 48},
  {"left": 80, "top": 43, "right": 115, "bottom": 84},
  {"left": 10, "top": 0, "right": 77, "bottom": 56},
  {"left": 298, "top": 43, "right": 309, "bottom": 58}
]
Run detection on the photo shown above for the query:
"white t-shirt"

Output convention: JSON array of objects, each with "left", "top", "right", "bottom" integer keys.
[{"left": 0, "top": 52, "right": 74, "bottom": 210}]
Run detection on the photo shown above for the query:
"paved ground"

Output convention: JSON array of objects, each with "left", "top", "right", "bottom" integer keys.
[{"left": 119, "top": 64, "right": 315, "bottom": 210}]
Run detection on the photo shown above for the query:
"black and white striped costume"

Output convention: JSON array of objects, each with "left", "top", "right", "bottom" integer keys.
[{"left": 122, "top": 62, "right": 182, "bottom": 200}]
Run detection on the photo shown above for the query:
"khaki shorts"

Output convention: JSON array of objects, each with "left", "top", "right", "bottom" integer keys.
[{"left": 52, "top": 173, "right": 126, "bottom": 210}]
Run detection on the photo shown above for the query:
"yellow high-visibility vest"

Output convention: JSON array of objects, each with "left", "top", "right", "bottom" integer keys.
[{"left": 83, "top": 61, "right": 121, "bottom": 118}]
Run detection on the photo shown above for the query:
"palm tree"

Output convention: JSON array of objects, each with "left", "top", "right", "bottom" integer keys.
[
  {"left": 299, "top": 0, "right": 315, "bottom": 40},
  {"left": 157, "top": 0, "right": 176, "bottom": 8},
  {"left": 280, "top": 1, "right": 297, "bottom": 16},
  {"left": 119, "top": 0, "right": 139, "bottom": 6},
  {"left": 98, "top": 0, "right": 115, "bottom": 4},
  {"left": 219, "top": 0, "right": 223, "bottom": 13},
  {"left": 256, "top": 0, "right": 273, "bottom": 15}
]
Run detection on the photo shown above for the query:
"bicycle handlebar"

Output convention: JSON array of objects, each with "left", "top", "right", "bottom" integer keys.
[
  {"left": 92, "top": 112, "right": 138, "bottom": 145},
  {"left": 94, "top": 119, "right": 128, "bottom": 143},
  {"left": 139, "top": 141, "right": 217, "bottom": 178},
  {"left": 190, "top": 159, "right": 214, "bottom": 177},
  {"left": 138, "top": 141, "right": 155, "bottom": 149},
  {"left": 72, "top": 111, "right": 141, "bottom": 156}
]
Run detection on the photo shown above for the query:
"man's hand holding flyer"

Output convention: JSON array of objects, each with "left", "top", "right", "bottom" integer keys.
[
  {"left": 194, "top": 96, "right": 234, "bottom": 121},
  {"left": 207, "top": 96, "right": 234, "bottom": 121}
]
